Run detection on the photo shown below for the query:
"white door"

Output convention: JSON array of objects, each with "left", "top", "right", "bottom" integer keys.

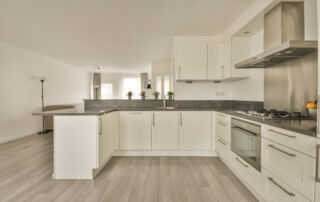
[
  {"left": 208, "top": 42, "right": 223, "bottom": 80},
  {"left": 119, "top": 111, "right": 152, "bottom": 150},
  {"left": 179, "top": 111, "right": 212, "bottom": 150},
  {"left": 152, "top": 112, "right": 179, "bottom": 150},
  {"left": 222, "top": 38, "right": 232, "bottom": 79},
  {"left": 99, "top": 113, "right": 115, "bottom": 167},
  {"left": 176, "top": 42, "right": 208, "bottom": 80}
]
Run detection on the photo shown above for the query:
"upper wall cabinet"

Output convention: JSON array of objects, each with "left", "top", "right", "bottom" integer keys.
[
  {"left": 208, "top": 42, "right": 223, "bottom": 80},
  {"left": 221, "top": 37, "right": 251, "bottom": 81},
  {"left": 175, "top": 42, "right": 208, "bottom": 80},
  {"left": 173, "top": 37, "right": 250, "bottom": 82}
]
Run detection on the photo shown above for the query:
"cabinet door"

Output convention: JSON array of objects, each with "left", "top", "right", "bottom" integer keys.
[
  {"left": 119, "top": 111, "right": 152, "bottom": 150},
  {"left": 208, "top": 42, "right": 223, "bottom": 80},
  {"left": 177, "top": 43, "right": 208, "bottom": 80},
  {"left": 179, "top": 111, "right": 212, "bottom": 150},
  {"left": 99, "top": 113, "right": 115, "bottom": 167},
  {"left": 222, "top": 38, "right": 232, "bottom": 79},
  {"left": 216, "top": 119, "right": 230, "bottom": 144},
  {"left": 152, "top": 112, "right": 179, "bottom": 150}
]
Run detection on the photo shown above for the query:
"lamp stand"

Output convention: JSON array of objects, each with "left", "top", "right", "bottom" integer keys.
[{"left": 38, "top": 79, "right": 50, "bottom": 135}]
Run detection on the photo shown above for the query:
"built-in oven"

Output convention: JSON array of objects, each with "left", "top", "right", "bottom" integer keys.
[{"left": 231, "top": 118, "right": 261, "bottom": 172}]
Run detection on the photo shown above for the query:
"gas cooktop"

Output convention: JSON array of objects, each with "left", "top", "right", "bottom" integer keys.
[{"left": 234, "top": 109, "right": 310, "bottom": 120}]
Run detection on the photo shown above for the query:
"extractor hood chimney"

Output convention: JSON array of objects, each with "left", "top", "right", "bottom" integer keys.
[{"left": 236, "top": 2, "right": 317, "bottom": 69}]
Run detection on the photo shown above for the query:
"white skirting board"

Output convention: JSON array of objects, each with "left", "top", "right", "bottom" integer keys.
[{"left": 112, "top": 150, "right": 218, "bottom": 157}]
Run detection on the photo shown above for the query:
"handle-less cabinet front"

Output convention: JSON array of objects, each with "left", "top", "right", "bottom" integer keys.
[
  {"left": 119, "top": 112, "right": 152, "bottom": 150},
  {"left": 152, "top": 112, "right": 179, "bottom": 150}
]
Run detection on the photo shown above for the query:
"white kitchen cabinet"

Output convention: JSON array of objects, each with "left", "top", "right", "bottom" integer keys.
[
  {"left": 215, "top": 118, "right": 231, "bottom": 144},
  {"left": 208, "top": 42, "right": 223, "bottom": 80},
  {"left": 98, "top": 112, "right": 115, "bottom": 167},
  {"left": 119, "top": 111, "right": 152, "bottom": 150},
  {"left": 262, "top": 169, "right": 311, "bottom": 202},
  {"left": 54, "top": 116, "right": 99, "bottom": 179},
  {"left": 221, "top": 37, "right": 250, "bottom": 81},
  {"left": 176, "top": 42, "right": 208, "bottom": 80},
  {"left": 222, "top": 37, "right": 232, "bottom": 79},
  {"left": 261, "top": 138, "right": 316, "bottom": 200},
  {"left": 216, "top": 136, "right": 230, "bottom": 162},
  {"left": 179, "top": 111, "right": 212, "bottom": 150},
  {"left": 152, "top": 112, "right": 179, "bottom": 150},
  {"left": 262, "top": 125, "right": 317, "bottom": 158},
  {"left": 211, "top": 112, "right": 217, "bottom": 151}
]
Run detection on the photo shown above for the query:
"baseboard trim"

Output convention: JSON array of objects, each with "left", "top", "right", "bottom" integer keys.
[
  {"left": 0, "top": 129, "right": 40, "bottom": 144},
  {"left": 112, "top": 150, "right": 218, "bottom": 157}
]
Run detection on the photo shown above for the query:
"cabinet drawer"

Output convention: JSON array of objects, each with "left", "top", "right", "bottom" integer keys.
[
  {"left": 216, "top": 120, "right": 230, "bottom": 143},
  {"left": 262, "top": 169, "right": 311, "bottom": 202},
  {"left": 216, "top": 136, "right": 230, "bottom": 163},
  {"left": 262, "top": 125, "right": 316, "bottom": 157},
  {"left": 262, "top": 138, "right": 315, "bottom": 200},
  {"left": 229, "top": 151, "right": 261, "bottom": 192},
  {"left": 216, "top": 112, "right": 231, "bottom": 123}
]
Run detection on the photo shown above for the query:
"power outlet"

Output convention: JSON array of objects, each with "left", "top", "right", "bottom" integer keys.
[{"left": 215, "top": 92, "right": 225, "bottom": 96}]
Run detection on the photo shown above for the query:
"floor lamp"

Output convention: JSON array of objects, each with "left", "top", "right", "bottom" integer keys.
[{"left": 38, "top": 78, "right": 50, "bottom": 134}]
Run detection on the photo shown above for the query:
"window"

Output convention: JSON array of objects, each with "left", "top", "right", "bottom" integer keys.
[
  {"left": 156, "top": 76, "right": 162, "bottom": 98},
  {"left": 164, "top": 76, "right": 170, "bottom": 97},
  {"left": 101, "top": 83, "right": 113, "bottom": 99},
  {"left": 122, "top": 78, "right": 141, "bottom": 99}
]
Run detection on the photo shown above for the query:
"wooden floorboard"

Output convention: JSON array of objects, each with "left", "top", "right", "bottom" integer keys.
[{"left": 0, "top": 134, "right": 258, "bottom": 202}]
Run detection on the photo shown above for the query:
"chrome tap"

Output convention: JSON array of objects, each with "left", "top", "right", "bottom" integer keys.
[{"left": 163, "top": 97, "right": 166, "bottom": 108}]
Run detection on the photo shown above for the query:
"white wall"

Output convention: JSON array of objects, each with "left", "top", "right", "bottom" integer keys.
[{"left": 0, "top": 42, "right": 90, "bottom": 143}]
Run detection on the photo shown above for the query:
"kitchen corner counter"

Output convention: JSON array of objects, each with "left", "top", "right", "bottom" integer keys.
[
  {"left": 217, "top": 109, "right": 317, "bottom": 137},
  {"left": 33, "top": 107, "right": 317, "bottom": 137},
  {"left": 32, "top": 107, "right": 116, "bottom": 116}
]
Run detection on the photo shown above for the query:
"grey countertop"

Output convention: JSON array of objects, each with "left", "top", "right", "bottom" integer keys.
[
  {"left": 33, "top": 107, "right": 317, "bottom": 137},
  {"left": 217, "top": 109, "right": 317, "bottom": 137}
]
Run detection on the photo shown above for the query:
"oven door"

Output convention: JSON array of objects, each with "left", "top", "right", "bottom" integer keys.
[{"left": 231, "top": 125, "right": 261, "bottom": 171}]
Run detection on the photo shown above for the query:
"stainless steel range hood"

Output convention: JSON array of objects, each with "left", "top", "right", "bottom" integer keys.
[
  {"left": 236, "top": 2, "right": 318, "bottom": 69},
  {"left": 236, "top": 40, "right": 317, "bottom": 68}
]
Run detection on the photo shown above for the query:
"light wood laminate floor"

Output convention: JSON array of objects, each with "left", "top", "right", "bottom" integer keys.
[{"left": 0, "top": 134, "right": 258, "bottom": 202}]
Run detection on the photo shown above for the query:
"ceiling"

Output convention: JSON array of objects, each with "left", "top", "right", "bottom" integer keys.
[{"left": 0, "top": 0, "right": 256, "bottom": 73}]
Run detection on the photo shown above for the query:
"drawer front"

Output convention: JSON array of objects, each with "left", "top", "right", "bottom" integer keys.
[
  {"left": 216, "top": 120, "right": 230, "bottom": 143},
  {"left": 216, "top": 136, "right": 230, "bottom": 163},
  {"left": 216, "top": 112, "right": 231, "bottom": 123},
  {"left": 262, "top": 169, "right": 311, "bottom": 202},
  {"left": 262, "top": 138, "right": 315, "bottom": 200},
  {"left": 262, "top": 125, "right": 316, "bottom": 158},
  {"left": 229, "top": 151, "right": 261, "bottom": 192}
]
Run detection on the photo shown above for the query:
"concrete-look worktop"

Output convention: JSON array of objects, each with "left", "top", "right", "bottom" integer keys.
[{"left": 33, "top": 104, "right": 317, "bottom": 137}]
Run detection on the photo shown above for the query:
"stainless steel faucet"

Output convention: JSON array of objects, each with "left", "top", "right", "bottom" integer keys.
[{"left": 163, "top": 97, "right": 166, "bottom": 108}]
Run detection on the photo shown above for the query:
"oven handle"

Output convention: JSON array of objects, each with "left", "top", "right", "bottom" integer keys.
[{"left": 232, "top": 126, "right": 257, "bottom": 137}]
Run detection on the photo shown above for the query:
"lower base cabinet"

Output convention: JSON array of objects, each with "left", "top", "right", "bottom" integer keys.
[
  {"left": 119, "top": 111, "right": 152, "bottom": 150},
  {"left": 179, "top": 111, "right": 212, "bottom": 150},
  {"left": 152, "top": 112, "right": 179, "bottom": 150},
  {"left": 262, "top": 169, "right": 311, "bottom": 202},
  {"left": 98, "top": 112, "right": 115, "bottom": 167}
]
